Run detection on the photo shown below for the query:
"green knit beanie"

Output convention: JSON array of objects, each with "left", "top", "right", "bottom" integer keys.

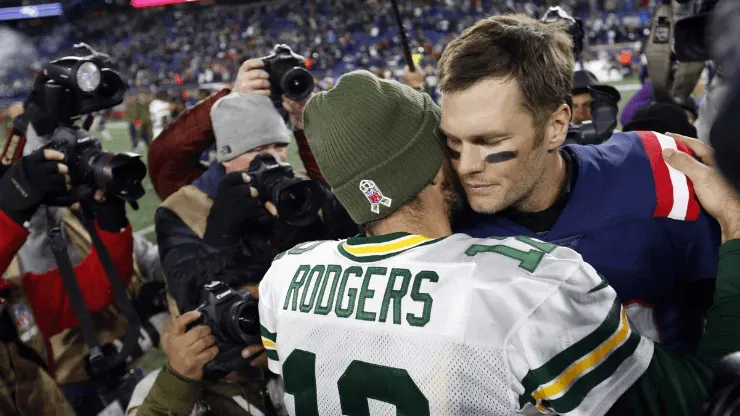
[{"left": 303, "top": 70, "right": 444, "bottom": 225}]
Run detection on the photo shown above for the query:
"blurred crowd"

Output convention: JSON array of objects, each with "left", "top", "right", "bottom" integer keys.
[{"left": 1, "top": 0, "right": 652, "bottom": 103}]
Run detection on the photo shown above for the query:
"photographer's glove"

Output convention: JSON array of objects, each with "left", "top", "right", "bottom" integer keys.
[
  {"left": 0, "top": 149, "right": 68, "bottom": 225},
  {"left": 89, "top": 193, "right": 128, "bottom": 232},
  {"left": 204, "top": 171, "right": 272, "bottom": 247}
]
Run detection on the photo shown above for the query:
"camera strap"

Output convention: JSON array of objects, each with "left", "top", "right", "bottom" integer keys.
[
  {"left": 45, "top": 207, "right": 104, "bottom": 359},
  {"left": 78, "top": 207, "right": 142, "bottom": 374},
  {"left": 45, "top": 205, "right": 143, "bottom": 380},
  {"left": 645, "top": 2, "right": 675, "bottom": 103}
]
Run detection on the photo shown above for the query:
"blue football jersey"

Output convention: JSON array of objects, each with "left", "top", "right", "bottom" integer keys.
[{"left": 455, "top": 131, "right": 720, "bottom": 353}]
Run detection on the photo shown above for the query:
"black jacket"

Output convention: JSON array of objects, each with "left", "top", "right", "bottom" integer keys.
[{"left": 155, "top": 186, "right": 357, "bottom": 313}]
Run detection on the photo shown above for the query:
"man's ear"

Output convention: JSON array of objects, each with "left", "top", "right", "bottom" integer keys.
[
  {"left": 545, "top": 103, "right": 571, "bottom": 151},
  {"left": 429, "top": 165, "right": 446, "bottom": 186}
]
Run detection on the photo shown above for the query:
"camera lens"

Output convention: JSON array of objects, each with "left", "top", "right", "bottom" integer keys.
[
  {"left": 227, "top": 300, "right": 259, "bottom": 344},
  {"left": 274, "top": 179, "right": 322, "bottom": 227},
  {"left": 280, "top": 67, "right": 314, "bottom": 101},
  {"left": 87, "top": 151, "right": 147, "bottom": 201}
]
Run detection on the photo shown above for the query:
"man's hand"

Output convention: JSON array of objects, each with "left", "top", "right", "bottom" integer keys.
[
  {"left": 233, "top": 58, "right": 312, "bottom": 131},
  {"left": 663, "top": 133, "right": 740, "bottom": 242},
  {"left": 0, "top": 149, "right": 70, "bottom": 224},
  {"left": 241, "top": 344, "right": 267, "bottom": 368},
  {"left": 233, "top": 59, "right": 271, "bottom": 96},
  {"left": 164, "top": 311, "right": 219, "bottom": 381},
  {"left": 282, "top": 94, "right": 311, "bottom": 131},
  {"left": 88, "top": 189, "right": 128, "bottom": 232},
  {"left": 401, "top": 66, "right": 424, "bottom": 90},
  {"left": 203, "top": 172, "right": 275, "bottom": 247}
]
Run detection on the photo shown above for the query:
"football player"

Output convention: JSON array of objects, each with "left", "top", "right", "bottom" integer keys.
[
  {"left": 438, "top": 14, "right": 719, "bottom": 354},
  {"left": 255, "top": 71, "right": 740, "bottom": 415}
]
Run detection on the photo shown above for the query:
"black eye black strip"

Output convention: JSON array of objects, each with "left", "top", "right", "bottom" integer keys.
[{"left": 485, "top": 151, "right": 518, "bottom": 163}]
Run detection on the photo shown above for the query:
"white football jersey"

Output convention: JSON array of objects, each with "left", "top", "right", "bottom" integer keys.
[{"left": 259, "top": 233, "right": 654, "bottom": 416}]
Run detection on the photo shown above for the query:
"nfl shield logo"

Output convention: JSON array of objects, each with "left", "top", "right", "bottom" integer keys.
[
  {"left": 360, "top": 180, "right": 392, "bottom": 214},
  {"left": 11, "top": 304, "right": 32, "bottom": 331}
]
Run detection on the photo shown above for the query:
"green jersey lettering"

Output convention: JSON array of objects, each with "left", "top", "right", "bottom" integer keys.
[
  {"left": 406, "top": 271, "right": 438, "bottom": 327},
  {"left": 335, "top": 266, "right": 362, "bottom": 318},
  {"left": 356, "top": 267, "right": 386, "bottom": 322},
  {"left": 314, "top": 265, "right": 342, "bottom": 315},
  {"left": 379, "top": 268, "right": 412, "bottom": 325},
  {"left": 300, "top": 265, "right": 326, "bottom": 313},
  {"left": 283, "top": 265, "right": 311, "bottom": 311}
]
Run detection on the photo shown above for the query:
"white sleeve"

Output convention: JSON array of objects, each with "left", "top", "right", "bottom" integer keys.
[
  {"left": 258, "top": 265, "right": 281, "bottom": 376},
  {"left": 508, "top": 258, "right": 654, "bottom": 416}
]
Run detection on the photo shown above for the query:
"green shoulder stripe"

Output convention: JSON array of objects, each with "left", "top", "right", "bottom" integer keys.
[
  {"left": 260, "top": 325, "right": 277, "bottom": 342},
  {"left": 266, "top": 349, "right": 279, "bottom": 361},
  {"left": 519, "top": 299, "right": 622, "bottom": 407},
  {"left": 543, "top": 331, "right": 641, "bottom": 413}
]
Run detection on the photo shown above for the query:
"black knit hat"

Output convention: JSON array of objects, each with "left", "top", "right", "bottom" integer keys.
[
  {"left": 623, "top": 102, "right": 697, "bottom": 138},
  {"left": 572, "top": 70, "right": 621, "bottom": 102}
]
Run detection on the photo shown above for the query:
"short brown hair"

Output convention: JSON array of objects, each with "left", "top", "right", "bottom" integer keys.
[{"left": 437, "top": 14, "right": 574, "bottom": 127}]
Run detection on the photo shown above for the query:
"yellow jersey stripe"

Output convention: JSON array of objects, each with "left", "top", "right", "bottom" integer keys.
[
  {"left": 342, "top": 235, "right": 431, "bottom": 256},
  {"left": 261, "top": 338, "right": 276, "bottom": 349},
  {"left": 532, "top": 308, "right": 630, "bottom": 401}
]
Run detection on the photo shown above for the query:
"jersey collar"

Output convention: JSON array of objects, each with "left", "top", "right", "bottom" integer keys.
[{"left": 339, "top": 232, "right": 444, "bottom": 262}]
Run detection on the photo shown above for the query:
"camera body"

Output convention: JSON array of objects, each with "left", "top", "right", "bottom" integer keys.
[
  {"left": 27, "top": 44, "right": 147, "bottom": 202},
  {"left": 564, "top": 86, "right": 620, "bottom": 146},
  {"left": 540, "top": 6, "right": 585, "bottom": 60},
  {"left": 261, "top": 44, "right": 315, "bottom": 106},
  {"left": 248, "top": 154, "right": 323, "bottom": 227},
  {"left": 43, "top": 126, "right": 146, "bottom": 201},
  {"left": 189, "top": 281, "right": 261, "bottom": 380}
]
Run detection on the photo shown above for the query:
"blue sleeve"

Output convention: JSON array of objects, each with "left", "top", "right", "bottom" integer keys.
[{"left": 669, "top": 207, "right": 721, "bottom": 282}]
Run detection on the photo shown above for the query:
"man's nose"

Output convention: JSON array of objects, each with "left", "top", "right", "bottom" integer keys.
[{"left": 456, "top": 143, "right": 485, "bottom": 177}]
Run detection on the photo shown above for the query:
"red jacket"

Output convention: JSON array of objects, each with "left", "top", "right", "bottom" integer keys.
[
  {"left": 148, "top": 89, "right": 326, "bottom": 201},
  {"left": 0, "top": 209, "right": 134, "bottom": 339}
]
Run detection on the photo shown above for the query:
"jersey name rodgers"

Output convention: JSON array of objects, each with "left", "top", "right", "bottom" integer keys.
[{"left": 258, "top": 233, "right": 654, "bottom": 416}]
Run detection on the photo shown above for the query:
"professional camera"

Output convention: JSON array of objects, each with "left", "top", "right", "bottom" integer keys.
[
  {"left": 564, "top": 86, "right": 620, "bottom": 146},
  {"left": 29, "top": 44, "right": 146, "bottom": 201},
  {"left": 674, "top": 0, "right": 721, "bottom": 62},
  {"left": 540, "top": 7, "right": 619, "bottom": 145},
  {"left": 189, "top": 281, "right": 261, "bottom": 380},
  {"left": 261, "top": 44, "right": 315, "bottom": 106},
  {"left": 43, "top": 127, "right": 146, "bottom": 201},
  {"left": 540, "top": 6, "right": 585, "bottom": 60},
  {"left": 248, "top": 154, "right": 323, "bottom": 227}
]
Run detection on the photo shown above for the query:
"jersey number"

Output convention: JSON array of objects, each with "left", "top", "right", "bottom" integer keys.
[
  {"left": 283, "top": 349, "right": 430, "bottom": 415},
  {"left": 465, "top": 236, "right": 557, "bottom": 272}
]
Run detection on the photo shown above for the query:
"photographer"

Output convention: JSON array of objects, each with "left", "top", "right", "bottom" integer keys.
[
  {"left": 571, "top": 69, "right": 620, "bottom": 125},
  {"left": 148, "top": 58, "right": 327, "bottom": 201},
  {"left": 134, "top": 89, "right": 351, "bottom": 415},
  {"left": 0, "top": 138, "right": 134, "bottom": 414}
]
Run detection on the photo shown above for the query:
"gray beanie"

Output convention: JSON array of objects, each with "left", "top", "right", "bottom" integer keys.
[{"left": 211, "top": 92, "right": 291, "bottom": 162}]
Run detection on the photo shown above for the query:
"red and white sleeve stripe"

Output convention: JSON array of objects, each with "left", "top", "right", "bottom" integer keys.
[{"left": 637, "top": 131, "right": 700, "bottom": 221}]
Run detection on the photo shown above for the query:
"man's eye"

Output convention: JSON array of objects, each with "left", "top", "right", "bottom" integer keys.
[{"left": 447, "top": 138, "right": 462, "bottom": 149}]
